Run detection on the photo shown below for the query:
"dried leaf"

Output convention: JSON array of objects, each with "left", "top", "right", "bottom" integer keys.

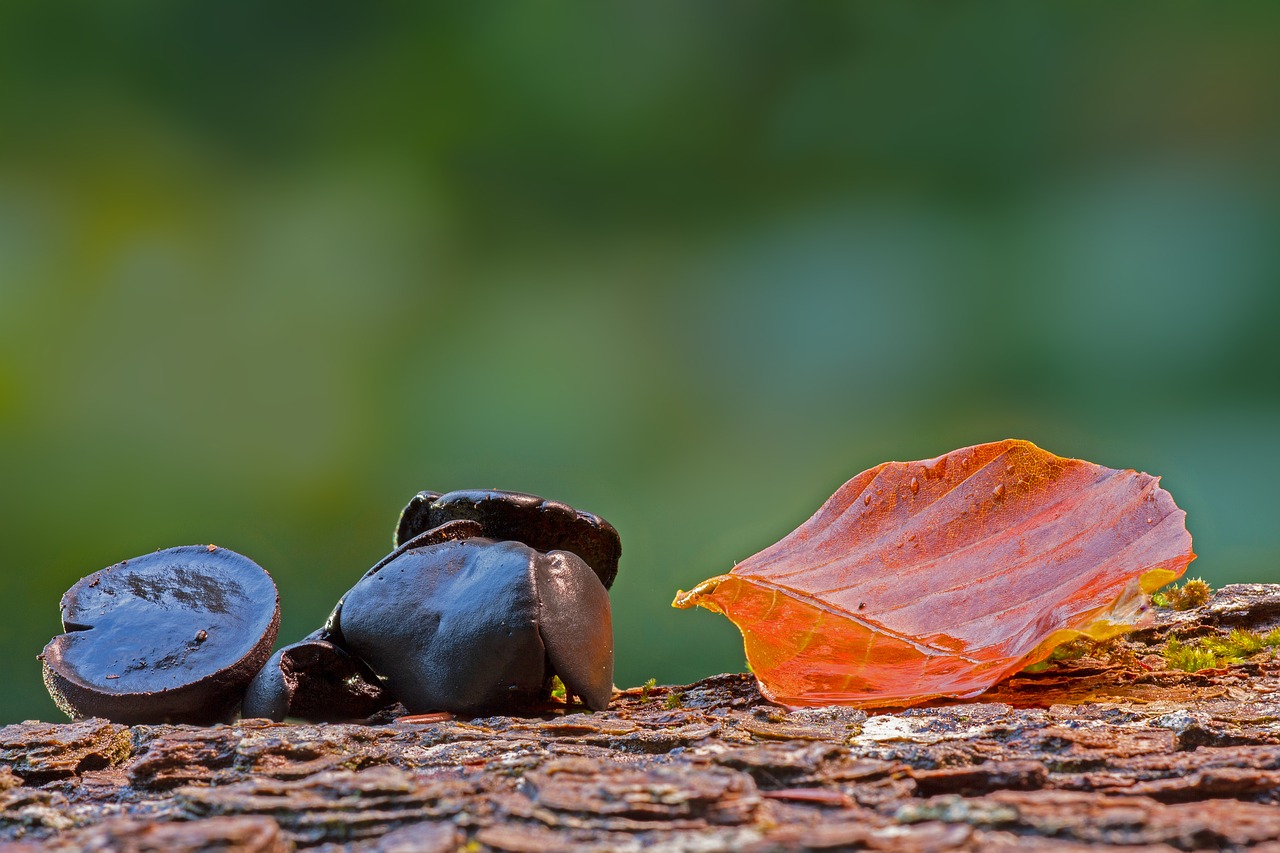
[{"left": 673, "top": 440, "right": 1194, "bottom": 708}]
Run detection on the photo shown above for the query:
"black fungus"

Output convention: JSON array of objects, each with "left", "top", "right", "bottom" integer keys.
[
  {"left": 330, "top": 537, "right": 613, "bottom": 714},
  {"left": 241, "top": 629, "right": 390, "bottom": 722},
  {"left": 395, "top": 489, "right": 621, "bottom": 589},
  {"left": 327, "top": 491, "right": 619, "bottom": 715},
  {"left": 41, "top": 546, "right": 280, "bottom": 725}
]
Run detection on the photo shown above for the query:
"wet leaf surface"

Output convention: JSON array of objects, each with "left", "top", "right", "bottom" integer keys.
[{"left": 675, "top": 440, "right": 1196, "bottom": 708}]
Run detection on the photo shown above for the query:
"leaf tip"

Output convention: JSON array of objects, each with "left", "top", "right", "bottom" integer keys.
[{"left": 672, "top": 576, "right": 728, "bottom": 610}]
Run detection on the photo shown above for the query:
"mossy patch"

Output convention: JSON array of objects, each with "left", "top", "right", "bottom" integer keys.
[
  {"left": 1163, "top": 638, "right": 1223, "bottom": 673},
  {"left": 1163, "top": 628, "right": 1280, "bottom": 672},
  {"left": 1021, "top": 637, "right": 1132, "bottom": 673},
  {"left": 1152, "top": 578, "right": 1212, "bottom": 610}
]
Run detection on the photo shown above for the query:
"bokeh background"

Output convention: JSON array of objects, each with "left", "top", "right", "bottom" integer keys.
[{"left": 2, "top": 3, "right": 1278, "bottom": 723}]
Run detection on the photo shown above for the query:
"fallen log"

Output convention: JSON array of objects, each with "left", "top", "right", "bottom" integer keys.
[{"left": 2, "top": 584, "right": 1279, "bottom": 851}]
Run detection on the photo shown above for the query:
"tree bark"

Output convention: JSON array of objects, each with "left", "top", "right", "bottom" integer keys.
[{"left": 3, "top": 584, "right": 1279, "bottom": 852}]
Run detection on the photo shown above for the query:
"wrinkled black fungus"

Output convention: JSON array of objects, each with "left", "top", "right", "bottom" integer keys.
[
  {"left": 40, "top": 490, "right": 619, "bottom": 724},
  {"left": 324, "top": 519, "right": 485, "bottom": 648},
  {"left": 331, "top": 537, "right": 614, "bottom": 714},
  {"left": 241, "top": 630, "right": 391, "bottom": 722},
  {"left": 41, "top": 546, "right": 280, "bottom": 725},
  {"left": 395, "top": 489, "right": 621, "bottom": 589}
]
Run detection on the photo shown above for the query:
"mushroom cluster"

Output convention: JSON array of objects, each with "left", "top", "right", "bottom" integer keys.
[{"left": 40, "top": 490, "right": 619, "bottom": 725}]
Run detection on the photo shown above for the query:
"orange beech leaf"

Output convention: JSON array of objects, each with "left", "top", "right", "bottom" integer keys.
[{"left": 673, "top": 440, "right": 1194, "bottom": 708}]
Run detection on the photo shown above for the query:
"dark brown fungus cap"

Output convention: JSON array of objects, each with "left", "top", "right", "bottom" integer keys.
[
  {"left": 241, "top": 630, "right": 391, "bottom": 722},
  {"left": 333, "top": 537, "right": 613, "bottom": 715},
  {"left": 394, "top": 489, "right": 621, "bottom": 589},
  {"left": 324, "top": 519, "right": 484, "bottom": 647},
  {"left": 41, "top": 546, "right": 280, "bottom": 725}
]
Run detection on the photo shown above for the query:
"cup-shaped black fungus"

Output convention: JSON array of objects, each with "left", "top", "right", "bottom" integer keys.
[
  {"left": 242, "top": 630, "right": 391, "bottom": 722},
  {"left": 41, "top": 546, "right": 280, "bottom": 725},
  {"left": 534, "top": 549, "right": 614, "bottom": 711},
  {"left": 394, "top": 489, "right": 621, "bottom": 590},
  {"left": 324, "top": 519, "right": 485, "bottom": 648},
  {"left": 331, "top": 537, "right": 613, "bottom": 714}
]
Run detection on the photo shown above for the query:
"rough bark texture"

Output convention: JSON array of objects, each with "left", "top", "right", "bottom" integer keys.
[{"left": 2, "top": 584, "right": 1279, "bottom": 852}]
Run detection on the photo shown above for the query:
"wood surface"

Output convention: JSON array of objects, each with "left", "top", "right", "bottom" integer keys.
[{"left": 2, "top": 584, "right": 1279, "bottom": 852}]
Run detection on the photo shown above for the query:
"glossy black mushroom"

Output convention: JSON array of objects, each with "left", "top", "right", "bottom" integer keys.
[
  {"left": 241, "top": 630, "right": 391, "bottom": 722},
  {"left": 41, "top": 546, "right": 280, "bottom": 725},
  {"left": 395, "top": 489, "right": 621, "bottom": 590},
  {"left": 327, "top": 494, "right": 618, "bottom": 715}
]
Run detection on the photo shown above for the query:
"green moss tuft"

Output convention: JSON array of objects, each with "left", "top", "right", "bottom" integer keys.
[
  {"left": 1154, "top": 578, "right": 1212, "bottom": 610},
  {"left": 1202, "top": 627, "right": 1280, "bottom": 658},
  {"left": 665, "top": 691, "right": 684, "bottom": 710},
  {"left": 1163, "top": 628, "right": 1280, "bottom": 672},
  {"left": 1049, "top": 639, "right": 1099, "bottom": 662},
  {"left": 1022, "top": 637, "right": 1127, "bottom": 673},
  {"left": 1164, "top": 637, "right": 1223, "bottom": 672}
]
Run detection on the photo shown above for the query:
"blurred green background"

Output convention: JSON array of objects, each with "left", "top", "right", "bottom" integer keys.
[{"left": 2, "top": 3, "right": 1278, "bottom": 723}]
